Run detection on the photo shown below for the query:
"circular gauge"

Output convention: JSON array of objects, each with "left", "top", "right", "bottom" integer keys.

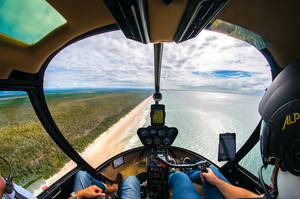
[
  {"left": 163, "top": 138, "right": 171, "bottom": 145},
  {"left": 141, "top": 129, "right": 148, "bottom": 137},
  {"left": 158, "top": 129, "right": 166, "bottom": 136},
  {"left": 150, "top": 129, "right": 157, "bottom": 135},
  {"left": 146, "top": 138, "right": 153, "bottom": 146},
  {"left": 167, "top": 129, "right": 174, "bottom": 136},
  {"left": 154, "top": 138, "right": 161, "bottom": 145}
]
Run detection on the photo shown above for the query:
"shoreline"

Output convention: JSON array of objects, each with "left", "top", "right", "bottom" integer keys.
[
  {"left": 80, "top": 96, "right": 152, "bottom": 167},
  {"left": 33, "top": 96, "right": 152, "bottom": 195}
]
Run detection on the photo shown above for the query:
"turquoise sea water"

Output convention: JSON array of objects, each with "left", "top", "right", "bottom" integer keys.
[
  {"left": 162, "top": 90, "right": 261, "bottom": 162},
  {"left": 126, "top": 90, "right": 273, "bottom": 185}
]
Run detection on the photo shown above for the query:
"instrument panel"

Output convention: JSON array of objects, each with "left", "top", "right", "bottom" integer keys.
[
  {"left": 137, "top": 126, "right": 178, "bottom": 147},
  {"left": 137, "top": 125, "right": 178, "bottom": 198}
]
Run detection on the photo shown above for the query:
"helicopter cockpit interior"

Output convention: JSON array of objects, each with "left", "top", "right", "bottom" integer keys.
[{"left": 0, "top": 0, "right": 299, "bottom": 199}]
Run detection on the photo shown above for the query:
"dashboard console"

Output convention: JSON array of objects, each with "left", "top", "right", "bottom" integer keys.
[{"left": 137, "top": 126, "right": 178, "bottom": 198}]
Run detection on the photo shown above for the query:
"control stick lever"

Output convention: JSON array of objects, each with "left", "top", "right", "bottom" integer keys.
[{"left": 157, "top": 155, "right": 210, "bottom": 172}]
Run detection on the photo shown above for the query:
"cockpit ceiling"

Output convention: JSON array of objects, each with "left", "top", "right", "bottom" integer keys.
[{"left": 0, "top": 0, "right": 299, "bottom": 79}]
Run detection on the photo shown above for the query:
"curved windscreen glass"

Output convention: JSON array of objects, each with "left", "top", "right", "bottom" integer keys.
[
  {"left": 44, "top": 29, "right": 271, "bottom": 174},
  {"left": 44, "top": 32, "right": 153, "bottom": 169}
]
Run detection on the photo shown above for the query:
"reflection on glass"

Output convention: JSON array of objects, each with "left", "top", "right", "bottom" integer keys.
[{"left": 0, "top": 91, "right": 75, "bottom": 195}]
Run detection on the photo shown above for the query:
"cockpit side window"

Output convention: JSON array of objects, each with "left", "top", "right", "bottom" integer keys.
[
  {"left": 239, "top": 142, "right": 274, "bottom": 185},
  {"left": 0, "top": 91, "right": 75, "bottom": 196}
]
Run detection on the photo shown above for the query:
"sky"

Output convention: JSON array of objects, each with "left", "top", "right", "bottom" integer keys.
[{"left": 44, "top": 30, "right": 272, "bottom": 95}]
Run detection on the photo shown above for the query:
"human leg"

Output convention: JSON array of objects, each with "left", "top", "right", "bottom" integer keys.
[
  {"left": 187, "top": 170, "right": 202, "bottom": 185},
  {"left": 73, "top": 170, "right": 106, "bottom": 193},
  {"left": 187, "top": 165, "right": 230, "bottom": 185},
  {"left": 120, "top": 176, "right": 141, "bottom": 199},
  {"left": 168, "top": 171, "right": 203, "bottom": 199},
  {"left": 202, "top": 166, "right": 230, "bottom": 199}
]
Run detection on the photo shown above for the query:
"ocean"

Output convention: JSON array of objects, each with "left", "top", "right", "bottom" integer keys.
[{"left": 124, "top": 90, "right": 273, "bottom": 185}]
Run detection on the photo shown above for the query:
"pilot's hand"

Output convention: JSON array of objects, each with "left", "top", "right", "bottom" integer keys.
[
  {"left": 75, "top": 185, "right": 105, "bottom": 199},
  {"left": 200, "top": 168, "right": 218, "bottom": 185}
]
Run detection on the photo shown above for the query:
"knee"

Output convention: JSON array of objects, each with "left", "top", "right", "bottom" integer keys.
[
  {"left": 123, "top": 176, "right": 139, "bottom": 185},
  {"left": 169, "top": 171, "right": 189, "bottom": 187},
  {"left": 122, "top": 176, "right": 140, "bottom": 189},
  {"left": 121, "top": 176, "right": 141, "bottom": 199},
  {"left": 209, "top": 166, "right": 220, "bottom": 175},
  {"left": 75, "top": 170, "right": 90, "bottom": 182},
  {"left": 173, "top": 171, "right": 188, "bottom": 179},
  {"left": 75, "top": 170, "right": 86, "bottom": 178}
]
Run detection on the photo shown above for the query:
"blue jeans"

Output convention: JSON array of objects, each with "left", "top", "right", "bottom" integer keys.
[
  {"left": 168, "top": 166, "right": 230, "bottom": 199},
  {"left": 120, "top": 166, "right": 230, "bottom": 199},
  {"left": 120, "top": 176, "right": 141, "bottom": 199},
  {"left": 73, "top": 170, "right": 106, "bottom": 193}
]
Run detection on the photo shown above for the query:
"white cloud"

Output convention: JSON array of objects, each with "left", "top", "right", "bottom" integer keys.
[{"left": 44, "top": 30, "right": 271, "bottom": 95}]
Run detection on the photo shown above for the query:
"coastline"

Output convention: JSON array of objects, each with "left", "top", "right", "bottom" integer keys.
[
  {"left": 33, "top": 96, "right": 152, "bottom": 195},
  {"left": 80, "top": 95, "right": 152, "bottom": 167}
]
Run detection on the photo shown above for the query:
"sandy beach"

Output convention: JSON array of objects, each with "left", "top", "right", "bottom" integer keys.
[
  {"left": 34, "top": 96, "right": 152, "bottom": 195},
  {"left": 80, "top": 96, "right": 152, "bottom": 167}
]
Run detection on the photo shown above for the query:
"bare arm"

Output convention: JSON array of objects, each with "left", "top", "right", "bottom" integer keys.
[
  {"left": 68, "top": 185, "right": 105, "bottom": 199},
  {"left": 201, "top": 168, "right": 263, "bottom": 199}
]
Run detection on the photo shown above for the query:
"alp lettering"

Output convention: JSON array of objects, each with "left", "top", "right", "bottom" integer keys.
[{"left": 282, "top": 113, "right": 300, "bottom": 131}]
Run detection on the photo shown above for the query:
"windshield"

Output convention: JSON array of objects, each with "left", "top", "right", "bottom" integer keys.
[{"left": 44, "top": 29, "right": 271, "bottom": 168}]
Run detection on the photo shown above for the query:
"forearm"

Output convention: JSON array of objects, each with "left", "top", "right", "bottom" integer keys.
[
  {"left": 67, "top": 185, "right": 105, "bottom": 199},
  {"left": 214, "top": 178, "right": 262, "bottom": 199}
]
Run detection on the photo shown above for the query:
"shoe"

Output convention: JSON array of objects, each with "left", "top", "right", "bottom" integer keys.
[
  {"left": 113, "top": 173, "right": 122, "bottom": 197},
  {"left": 183, "top": 157, "right": 192, "bottom": 174},
  {"left": 183, "top": 157, "right": 192, "bottom": 164},
  {"left": 113, "top": 173, "right": 123, "bottom": 186},
  {"left": 136, "top": 172, "right": 147, "bottom": 183},
  {"left": 168, "top": 156, "right": 176, "bottom": 165},
  {"left": 168, "top": 157, "right": 176, "bottom": 173}
]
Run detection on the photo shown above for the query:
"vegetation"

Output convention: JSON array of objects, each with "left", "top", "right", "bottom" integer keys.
[{"left": 0, "top": 89, "right": 151, "bottom": 187}]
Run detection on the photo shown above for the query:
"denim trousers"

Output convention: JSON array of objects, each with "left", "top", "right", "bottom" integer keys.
[
  {"left": 169, "top": 166, "right": 230, "bottom": 199},
  {"left": 120, "top": 166, "right": 229, "bottom": 199},
  {"left": 73, "top": 170, "right": 107, "bottom": 193},
  {"left": 120, "top": 176, "right": 141, "bottom": 199}
]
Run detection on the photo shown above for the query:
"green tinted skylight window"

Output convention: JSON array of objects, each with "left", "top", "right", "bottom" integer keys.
[
  {"left": 0, "top": 0, "right": 66, "bottom": 44},
  {"left": 208, "top": 19, "right": 271, "bottom": 50}
]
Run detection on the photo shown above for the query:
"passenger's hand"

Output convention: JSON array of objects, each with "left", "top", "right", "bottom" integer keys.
[
  {"left": 200, "top": 168, "right": 218, "bottom": 185},
  {"left": 75, "top": 185, "right": 105, "bottom": 199}
]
